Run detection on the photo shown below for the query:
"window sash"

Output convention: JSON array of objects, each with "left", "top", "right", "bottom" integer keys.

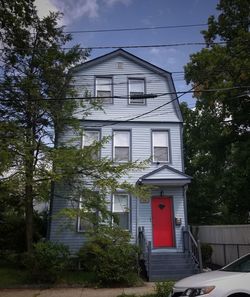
[
  {"left": 83, "top": 130, "right": 100, "bottom": 147},
  {"left": 152, "top": 131, "right": 169, "bottom": 162},
  {"left": 77, "top": 199, "right": 95, "bottom": 232},
  {"left": 82, "top": 130, "right": 100, "bottom": 159},
  {"left": 96, "top": 77, "right": 112, "bottom": 104},
  {"left": 129, "top": 79, "right": 145, "bottom": 104},
  {"left": 113, "top": 131, "right": 130, "bottom": 162},
  {"left": 113, "top": 194, "right": 130, "bottom": 230}
]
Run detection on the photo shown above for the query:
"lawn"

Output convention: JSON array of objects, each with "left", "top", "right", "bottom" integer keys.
[{"left": 0, "top": 266, "right": 95, "bottom": 288}]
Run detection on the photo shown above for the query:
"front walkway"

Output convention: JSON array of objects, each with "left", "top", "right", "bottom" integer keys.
[{"left": 0, "top": 283, "right": 155, "bottom": 297}]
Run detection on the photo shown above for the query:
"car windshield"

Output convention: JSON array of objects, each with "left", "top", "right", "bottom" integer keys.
[{"left": 221, "top": 254, "right": 250, "bottom": 272}]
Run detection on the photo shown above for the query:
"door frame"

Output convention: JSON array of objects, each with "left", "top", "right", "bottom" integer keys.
[{"left": 151, "top": 196, "right": 176, "bottom": 249}]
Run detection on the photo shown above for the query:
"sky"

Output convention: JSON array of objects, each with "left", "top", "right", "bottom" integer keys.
[{"left": 35, "top": 0, "right": 220, "bottom": 107}]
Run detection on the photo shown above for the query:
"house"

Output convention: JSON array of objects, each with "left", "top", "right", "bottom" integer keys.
[{"left": 49, "top": 49, "right": 201, "bottom": 281}]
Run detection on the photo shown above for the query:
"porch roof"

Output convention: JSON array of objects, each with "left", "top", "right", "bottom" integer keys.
[{"left": 137, "top": 165, "right": 192, "bottom": 186}]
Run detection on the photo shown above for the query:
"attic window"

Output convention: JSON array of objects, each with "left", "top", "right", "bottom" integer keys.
[
  {"left": 95, "top": 77, "right": 113, "bottom": 104},
  {"left": 128, "top": 78, "right": 146, "bottom": 105}
]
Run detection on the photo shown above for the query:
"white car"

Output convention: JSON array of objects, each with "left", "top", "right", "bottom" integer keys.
[{"left": 170, "top": 253, "right": 250, "bottom": 297}]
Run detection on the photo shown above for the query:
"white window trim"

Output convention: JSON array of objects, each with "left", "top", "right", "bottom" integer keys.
[
  {"left": 128, "top": 78, "right": 146, "bottom": 105},
  {"left": 112, "top": 193, "right": 130, "bottom": 231},
  {"left": 152, "top": 130, "right": 170, "bottom": 163}
]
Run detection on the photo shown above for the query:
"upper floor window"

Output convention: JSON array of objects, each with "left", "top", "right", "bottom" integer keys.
[
  {"left": 112, "top": 193, "right": 130, "bottom": 230},
  {"left": 128, "top": 78, "right": 145, "bottom": 105},
  {"left": 113, "top": 130, "right": 131, "bottom": 163},
  {"left": 152, "top": 130, "right": 169, "bottom": 163},
  {"left": 82, "top": 130, "right": 100, "bottom": 159},
  {"left": 95, "top": 77, "right": 113, "bottom": 104}
]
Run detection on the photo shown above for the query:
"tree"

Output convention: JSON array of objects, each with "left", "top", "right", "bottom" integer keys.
[
  {"left": 184, "top": 0, "right": 250, "bottom": 224},
  {"left": 0, "top": 0, "right": 148, "bottom": 253}
]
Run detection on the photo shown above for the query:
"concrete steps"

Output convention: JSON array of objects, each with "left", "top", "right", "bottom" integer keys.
[{"left": 145, "top": 252, "right": 199, "bottom": 281}]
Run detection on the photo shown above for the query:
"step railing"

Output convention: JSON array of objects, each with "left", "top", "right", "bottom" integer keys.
[
  {"left": 138, "top": 226, "right": 152, "bottom": 279},
  {"left": 183, "top": 226, "right": 203, "bottom": 272}
]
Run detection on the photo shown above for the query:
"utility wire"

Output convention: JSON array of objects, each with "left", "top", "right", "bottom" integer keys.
[
  {"left": 0, "top": 41, "right": 227, "bottom": 51},
  {"left": 0, "top": 86, "right": 249, "bottom": 102},
  {"left": 65, "top": 23, "right": 208, "bottom": 34}
]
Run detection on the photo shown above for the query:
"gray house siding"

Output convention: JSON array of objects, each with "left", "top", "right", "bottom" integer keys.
[{"left": 50, "top": 49, "right": 189, "bottom": 255}]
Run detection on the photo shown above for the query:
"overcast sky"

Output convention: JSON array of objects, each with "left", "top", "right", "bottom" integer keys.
[{"left": 35, "top": 0, "right": 219, "bottom": 106}]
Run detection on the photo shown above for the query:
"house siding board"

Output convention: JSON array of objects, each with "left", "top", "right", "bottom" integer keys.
[
  {"left": 74, "top": 55, "right": 180, "bottom": 122},
  {"left": 82, "top": 121, "right": 183, "bottom": 173},
  {"left": 49, "top": 184, "right": 88, "bottom": 253}
]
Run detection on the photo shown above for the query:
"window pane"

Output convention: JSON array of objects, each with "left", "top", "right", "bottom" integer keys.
[
  {"left": 114, "top": 131, "right": 129, "bottom": 146},
  {"left": 129, "top": 79, "right": 144, "bottom": 94},
  {"left": 83, "top": 131, "right": 99, "bottom": 146},
  {"left": 116, "top": 213, "right": 129, "bottom": 229},
  {"left": 113, "top": 194, "right": 129, "bottom": 212},
  {"left": 115, "top": 147, "right": 129, "bottom": 162},
  {"left": 154, "top": 147, "right": 168, "bottom": 162},
  {"left": 96, "top": 78, "right": 112, "bottom": 91},
  {"left": 153, "top": 131, "right": 168, "bottom": 147}
]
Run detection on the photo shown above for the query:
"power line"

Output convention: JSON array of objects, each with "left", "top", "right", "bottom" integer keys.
[
  {"left": 65, "top": 23, "right": 208, "bottom": 34},
  {"left": 0, "top": 86, "right": 249, "bottom": 102},
  {"left": 0, "top": 41, "right": 227, "bottom": 52}
]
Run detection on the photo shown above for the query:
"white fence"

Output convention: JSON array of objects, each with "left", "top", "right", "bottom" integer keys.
[{"left": 192, "top": 225, "right": 250, "bottom": 266}]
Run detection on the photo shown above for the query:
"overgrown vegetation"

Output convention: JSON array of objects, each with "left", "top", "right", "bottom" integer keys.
[
  {"left": 78, "top": 226, "right": 140, "bottom": 287},
  {"left": 24, "top": 241, "right": 70, "bottom": 283}
]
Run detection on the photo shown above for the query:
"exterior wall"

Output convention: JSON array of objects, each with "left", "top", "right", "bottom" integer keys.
[
  {"left": 50, "top": 52, "right": 186, "bottom": 253},
  {"left": 74, "top": 55, "right": 181, "bottom": 123}
]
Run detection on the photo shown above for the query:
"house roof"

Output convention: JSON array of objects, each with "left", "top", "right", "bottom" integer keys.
[
  {"left": 72, "top": 49, "right": 183, "bottom": 122},
  {"left": 137, "top": 165, "right": 192, "bottom": 186}
]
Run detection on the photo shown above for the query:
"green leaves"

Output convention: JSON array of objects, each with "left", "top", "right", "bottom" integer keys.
[{"left": 183, "top": 0, "right": 250, "bottom": 224}]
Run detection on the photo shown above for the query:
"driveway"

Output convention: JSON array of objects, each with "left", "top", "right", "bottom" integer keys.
[{"left": 0, "top": 283, "right": 155, "bottom": 297}]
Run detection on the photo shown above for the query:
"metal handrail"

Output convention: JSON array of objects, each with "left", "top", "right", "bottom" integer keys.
[
  {"left": 138, "top": 226, "right": 152, "bottom": 279},
  {"left": 183, "top": 226, "right": 203, "bottom": 272}
]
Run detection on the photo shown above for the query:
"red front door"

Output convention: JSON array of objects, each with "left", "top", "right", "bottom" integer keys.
[{"left": 152, "top": 196, "right": 174, "bottom": 248}]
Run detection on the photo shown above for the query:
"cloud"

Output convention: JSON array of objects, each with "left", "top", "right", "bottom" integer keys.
[
  {"left": 35, "top": 0, "right": 58, "bottom": 18},
  {"left": 50, "top": 0, "right": 99, "bottom": 23},
  {"left": 37, "top": 0, "right": 133, "bottom": 24},
  {"left": 103, "top": 0, "right": 131, "bottom": 6}
]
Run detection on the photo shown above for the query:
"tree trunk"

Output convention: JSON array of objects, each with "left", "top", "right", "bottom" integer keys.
[{"left": 25, "top": 182, "right": 34, "bottom": 253}]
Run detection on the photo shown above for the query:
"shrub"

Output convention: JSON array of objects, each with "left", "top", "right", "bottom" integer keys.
[
  {"left": 201, "top": 243, "right": 213, "bottom": 266},
  {"left": 25, "top": 241, "right": 70, "bottom": 283},
  {"left": 154, "top": 281, "right": 175, "bottom": 297},
  {"left": 78, "top": 226, "right": 140, "bottom": 286}
]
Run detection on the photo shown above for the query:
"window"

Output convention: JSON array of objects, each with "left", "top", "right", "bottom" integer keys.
[
  {"left": 152, "top": 130, "right": 169, "bottom": 162},
  {"left": 113, "top": 130, "right": 130, "bottom": 162},
  {"left": 77, "top": 199, "right": 94, "bottom": 232},
  {"left": 82, "top": 130, "right": 100, "bottom": 159},
  {"left": 128, "top": 78, "right": 145, "bottom": 104},
  {"left": 112, "top": 194, "right": 130, "bottom": 230},
  {"left": 95, "top": 77, "right": 112, "bottom": 104}
]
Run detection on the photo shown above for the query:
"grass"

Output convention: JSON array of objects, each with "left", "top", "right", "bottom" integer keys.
[
  {"left": 0, "top": 266, "right": 95, "bottom": 288},
  {"left": 0, "top": 266, "right": 27, "bottom": 287}
]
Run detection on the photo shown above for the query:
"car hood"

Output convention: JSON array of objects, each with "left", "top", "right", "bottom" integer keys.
[{"left": 175, "top": 270, "right": 246, "bottom": 288}]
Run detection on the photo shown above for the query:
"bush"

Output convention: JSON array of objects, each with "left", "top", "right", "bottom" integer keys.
[
  {"left": 25, "top": 241, "right": 70, "bottom": 283},
  {"left": 201, "top": 243, "right": 213, "bottom": 266},
  {"left": 154, "top": 281, "right": 175, "bottom": 297},
  {"left": 78, "top": 226, "right": 140, "bottom": 286}
]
